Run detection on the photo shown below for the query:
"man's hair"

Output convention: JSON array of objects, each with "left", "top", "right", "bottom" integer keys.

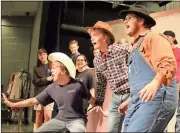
[
  {"left": 37, "top": 48, "right": 47, "bottom": 55},
  {"left": 58, "top": 61, "right": 70, "bottom": 76},
  {"left": 133, "top": 14, "right": 152, "bottom": 28},
  {"left": 75, "top": 54, "right": 88, "bottom": 65},
  {"left": 69, "top": 40, "right": 79, "bottom": 47},
  {"left": 37, "top": 48, "right": 48, "bottom": 66},
  {"left": 98, "top": 29, "right": 113, "bottom": 45}
]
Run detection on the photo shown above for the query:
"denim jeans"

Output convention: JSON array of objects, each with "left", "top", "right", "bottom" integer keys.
[
  {"left": 34, "top": 118, "right": 86, "bottom": 132},
  {"left": 108, "top": 92, "right": 129, "bottom": 132},
  {"left": 176, "top": 82, "right": 180, "bottom": 132},
  {"left": 124, "top": 39, "right": 178, "bottom": 132}
]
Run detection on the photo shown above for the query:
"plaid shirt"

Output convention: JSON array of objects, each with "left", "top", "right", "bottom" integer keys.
[{"left": 93, "top": 43, "right": 130, "bottom": 105}]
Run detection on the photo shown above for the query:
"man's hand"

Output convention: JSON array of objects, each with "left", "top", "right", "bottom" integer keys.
[
  {"left": 47, "top": 76, "right": 53, "bottom": 81},
  {"left": 87, "top": 104, "right": 94, "bottom": 114},
  {"left": 118, "top": 99, "right": 129, "bottom": 115},
  {"left": 87, "top": 104, "right": 97, "bottom": 115},
  {"left": 87, "top": 105, "right": 100, "bottom": 114},
  {"left": 138, "top": 79, "right": 160, "bottom": 102},
  {"left": 2, "top": 93, "right": 14, "bottom": 107},
  {"left": 98, "top": 107, "right": 108, "bottom": 117},
  {"left": 87, "top": 105, "right": 108, "bottom": 117}
]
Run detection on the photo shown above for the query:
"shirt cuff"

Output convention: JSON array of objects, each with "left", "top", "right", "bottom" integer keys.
[
  {"left": 154, "top": 71, "right": 172, "bottom": 86},
  {"left": 95, "top": 100, "right": 103, "bottom": 106}
]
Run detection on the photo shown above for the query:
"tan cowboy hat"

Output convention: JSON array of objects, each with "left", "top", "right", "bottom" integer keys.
[
  {"left": 119, "top": 5, "right": 156, "bottom": 27},
  {"left": 85, "top": 21, "right": 115, "bottom": 44},
  {"left": 48, "top": 52, "right": 76, "bottom": 79}
]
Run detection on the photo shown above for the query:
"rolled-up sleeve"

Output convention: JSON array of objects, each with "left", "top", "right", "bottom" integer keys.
[
  {"left": 94, "top": 71, "right": 107, "bottom": 106},
  {"left": 149, "top": 34, "right": 177, "bottom": 85}
]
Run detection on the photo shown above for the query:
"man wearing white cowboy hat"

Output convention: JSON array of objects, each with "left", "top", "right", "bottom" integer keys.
[
  {"left": 2, "top": 52, "right": 96, "bottom": 133},
  {"left": 85, "top": 21, "right": 131, "bottom": 132},
  {"left": 118, "top": 5, "right": 178, "bottom": 132}
]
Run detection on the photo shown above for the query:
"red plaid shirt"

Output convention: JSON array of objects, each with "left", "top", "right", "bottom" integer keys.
[{"left": 93, "top": 43, "right": 130, "bottom": 105}]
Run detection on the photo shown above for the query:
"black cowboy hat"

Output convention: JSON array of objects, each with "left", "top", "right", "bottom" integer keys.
[{"left": 119, "top": 5, "right": 156, "bottom": 27}]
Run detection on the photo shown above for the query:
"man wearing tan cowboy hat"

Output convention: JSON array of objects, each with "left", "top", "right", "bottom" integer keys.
[
  {"left": 85, "top": 21, "right": 131, "bottom": 132},
  {"left": 118, "top": 5, "right": 178, "bottom": 132},
  {"left": 2, "top": 52, "right": 96, "bottom": 133}
]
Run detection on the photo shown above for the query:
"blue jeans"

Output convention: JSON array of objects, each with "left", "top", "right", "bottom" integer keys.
[
  {"left": 108, "top": 92, "right": 129, "bottom": 132},
  {"left": 176, "top": 82, "right": 180, "bottom": 132},
  {"left": 125, "top": 40, "right": 178, "bottom": 132},
  {"left": 34, "top": 118, "right": 86, "bottom": 132},
  {"left": 124, "top": 85, "right": 177, "bottom": 132}
]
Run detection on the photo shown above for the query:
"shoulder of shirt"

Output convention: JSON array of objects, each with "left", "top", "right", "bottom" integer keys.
[
  {"left": 71, "top": 78, "right": 86, "bottom": 87},
  {"left": 48, "top": 79, "right": 82, "bottom": 88},
  {"left": 84, "top": 69, "right": 93, "bottom": 76},
  {"left": 70, "top": 78, "right": 82, "bottom": 84},
  {"left": 111, "top": 43, "right": 129, "bottom": 52},
  {"left": 47, "top": 82, "right": 58, "bottom": 88},
  {"left": 33, "top": 65, "right": 41, "bottom": 70},
  {"left": 145, "top": 31, "right": 169, "bottom": 42}
]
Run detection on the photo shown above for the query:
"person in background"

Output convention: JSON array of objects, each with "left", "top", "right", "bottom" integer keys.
[
  {"left": 85, "top": 21, "right": 130, "bottom": 132},
  {"left": 69, "top": 40, "right": 81, "bottom": 64},
  {"left": 93, "top": 49, "right": 100, "bottom": 57},
  {"left": 163, "top": 30, "right": 180, "bottom": 132},
  {"left": 118, "top": 5, "right": 178, "bottom": 132},
  {"left": 2, "top": 52, "right": 96, "bottom": 133},
  {"left": 32, "top": 48, "right": 54, "bottom": 129},
  {"left": 75, "top": 54, "right": 96, "bottom": 115}
]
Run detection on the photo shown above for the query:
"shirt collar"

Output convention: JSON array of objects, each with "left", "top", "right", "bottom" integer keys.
[
  {"left": 133, "top": 30, "right": 150, "bottom": 43},
  {"left": 100, "top": 44, "right": 116, "bottom": 57}
]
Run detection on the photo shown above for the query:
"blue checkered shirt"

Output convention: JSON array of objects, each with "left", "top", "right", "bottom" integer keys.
[{"left": 93, "top": 43, "right": 130, "bottom": 105}]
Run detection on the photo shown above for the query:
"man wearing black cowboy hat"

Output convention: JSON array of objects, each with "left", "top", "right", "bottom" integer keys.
[{"left": 118, "top": 5, "right": 178, "bottom": 132}]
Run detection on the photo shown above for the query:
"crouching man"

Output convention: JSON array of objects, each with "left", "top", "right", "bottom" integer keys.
[{"left": 2, "top": 52, "right": 96, "bottom": 133}]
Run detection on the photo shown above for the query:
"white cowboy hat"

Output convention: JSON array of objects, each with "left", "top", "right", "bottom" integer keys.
[{"left": 48, "top": 52, "right": 76, "bottom": 79}]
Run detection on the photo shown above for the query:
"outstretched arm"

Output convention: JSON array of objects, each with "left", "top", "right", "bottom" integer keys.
[{"left": 2, "top": 93, "right": 39, "bottom": 108}]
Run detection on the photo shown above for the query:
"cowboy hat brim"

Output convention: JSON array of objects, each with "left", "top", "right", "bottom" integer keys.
[
  {"left": 48, "top": 52, "right": 76, "bottom": 79},
  {"left": 119, "top": 10, "right": 156, "bottom": 27},
  {"left": 85, "top": 27, "right": 115, "bottom": 44}
]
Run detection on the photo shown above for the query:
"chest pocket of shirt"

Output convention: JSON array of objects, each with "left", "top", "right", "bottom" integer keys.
[{"left": 128, "top": 51, "right": 141, "bottom": 78}]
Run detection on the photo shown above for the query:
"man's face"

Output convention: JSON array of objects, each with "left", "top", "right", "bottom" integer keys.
[
  {"left": 38, "top": 53, "right": 48, "bottom": 63},
  {"left": 123, "top": 13, "right": 141, "bottom": 37},
  {"left": 89, "top": 29, "right": 106, "bottom": 50},
  {"left": 51, "top": 61, "right": 63, "bottom": 82},
  {"left": 69, "top": 43, "right": 79, "bottom": 54}
]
